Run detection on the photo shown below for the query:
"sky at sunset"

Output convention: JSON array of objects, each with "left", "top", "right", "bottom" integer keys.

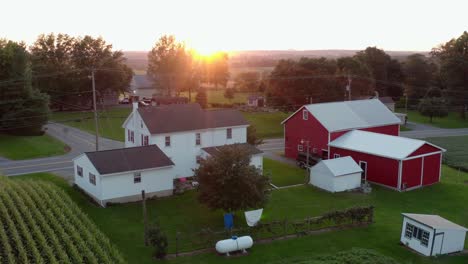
[{"left": 2, "top": 0, "right": 467, "bottom": 52}]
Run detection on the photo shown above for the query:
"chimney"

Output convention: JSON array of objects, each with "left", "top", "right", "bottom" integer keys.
[{"left": 132, "top": 95, "right": 139, "bottom": 113}]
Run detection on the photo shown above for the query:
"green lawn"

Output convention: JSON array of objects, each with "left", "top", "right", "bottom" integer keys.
[
  {"left": 400, "top": 125, "right": 412, "bottom": 131},
  {"left": 264, "top": 158, "right": 305, "bottom": 186},
  {"left": 0, "top": 134, "right": 69, "bottom": 160},
  {"left": 180, "top": 90, "right": 250, "bottom": 105},
  {"left": 398, "top": 109, "right": 468, "bottom": 128},
  {"left": 427, "top": 136, "right": 468, "bottom": 171},
  {"left": 243, "top": 111, "right": 289, "bottom": 138},
  {"left": 51, "top": 107, "right": 131, "bottom": 142},
  {"left": 14, "top": 165, "right": 468, "bottom": 264}
]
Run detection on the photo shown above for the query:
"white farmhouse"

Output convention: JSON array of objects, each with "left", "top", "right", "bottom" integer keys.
[
  {"left": 201, "top": 143, "right": 264, "bottom": 171},
  {"left": 122, "top": 103, "right": 261, "bottom": 178},
  {"left": 73, "top": 145, "right": 175, "bottom": 207},
  {"left": 309, "top": 156, "right": 362, "bottom": 192},
  {"left": 401, "top": 213, "right": 468, "bottom": 256}
]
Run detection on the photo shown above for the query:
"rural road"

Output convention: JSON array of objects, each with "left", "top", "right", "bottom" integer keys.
[
  {"left": 0, "top": 123, "right": 123, "bottom": 177},
  {"left": 2, "top": 122, "right": 468, "bottom": 177}
]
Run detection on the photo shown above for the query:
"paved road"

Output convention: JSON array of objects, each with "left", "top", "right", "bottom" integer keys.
[{"left": 0, "top": 123, "right": 123, "bottom": 177}]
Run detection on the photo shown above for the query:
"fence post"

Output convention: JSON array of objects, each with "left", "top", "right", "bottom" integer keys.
[
  {"left": 307, "top": 218, "right": 311, "bottom": 233},
  {"left": 175, "top": 231, "right": 179, "bottom": 257}
]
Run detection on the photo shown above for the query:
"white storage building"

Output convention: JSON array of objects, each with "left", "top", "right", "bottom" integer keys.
[
  {"left": 73, "top": 145, "right": 176, "bottom": 207},
  {"left": 309, "top": 156, "right": 362, "bottom": 192},
  {"left": 401, "top": 213, "right": 467, "bottom": 256}
]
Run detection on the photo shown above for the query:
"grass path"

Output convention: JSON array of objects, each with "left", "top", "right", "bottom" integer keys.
[{"left": 399, "top": 109, "right": 468, "bottom": 129}]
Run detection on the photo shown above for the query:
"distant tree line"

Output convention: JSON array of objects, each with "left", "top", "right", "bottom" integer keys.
[{"left": 265, "top": 32, "right": 468, "bottom": 120}]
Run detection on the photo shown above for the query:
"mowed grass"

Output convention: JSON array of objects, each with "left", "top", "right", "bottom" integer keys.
[
  {"left": 0, "top": 134, "right": 69, "bottom": 160},
  {"left": 15, "top": 166, "right": 468, "bottom": 264},
  {"left": 264, "top": 158, "right": 305, "bottom": 186},
  {"left": 51, "top": 107, "right": 131, "bottom": 142},
  {"left": 180, "top": 90, "right": 250, "bottom": 105},
  {"left": 243, "top": 111, "right": 290, "bottom": 138},
  {"left": 399, "top": 109, "right": 468, "bottom": 128},
  {"left": 427, "top": 135, "right": 468, "bottom": 171}
]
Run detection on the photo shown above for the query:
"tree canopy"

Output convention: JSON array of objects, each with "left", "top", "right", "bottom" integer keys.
[
  {"left": 418, "top": 97, "right": 448, "bottom": 123},
  {"left": 0, "top": 39, "right": 49, "bottom": 135},
  {"left": 194, "top": 144, "right": 270, "bottom": 212},
  {"left": 402, "top": 54, "right": 437, "bottom": 105}
]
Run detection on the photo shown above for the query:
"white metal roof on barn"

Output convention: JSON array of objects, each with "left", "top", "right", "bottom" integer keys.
[
  {"left": 329, "top": 130, "right": 445, "bottom": 160},
  {"left": 402, "top": 213, "right": 468, "bottom": 231},
  {"left": 283, "top": 99, "right": 401, "bottom": 132},
  {"left": 317, "top": 156, "right": 363, "bottom": 177}
]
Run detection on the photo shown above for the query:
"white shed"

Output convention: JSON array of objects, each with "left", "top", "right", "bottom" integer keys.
[
  {"left": 309, "top": 156, "right": 362, "bottom": 192},
  {"left": 73, "top": 145, "right": 176, "bottom": 207},
  {"left": 401, "top": 213, "right": 468, "bottom": 256}
]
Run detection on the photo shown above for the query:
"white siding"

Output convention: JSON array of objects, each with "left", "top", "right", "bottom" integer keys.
[
  {"left": 309, "top": 162, "right": 361, "bottom": 192},
  {"left": 435, "top": 229, "right": 466, "bottom": 255},
  {"left": 100, "top": 167, "right": 175, "bottom": 200},
  {"left": 151, "top": 126, "right": 247, "bottom": 178},
  {"left": 73, "top": 155, "right": 103, "bottom": 202},
  {"left": 124, "top": 111, "right": 151, "bottom": 148},
  {"left": 400, "top": 217, "right": 433, "bottom": 256}
]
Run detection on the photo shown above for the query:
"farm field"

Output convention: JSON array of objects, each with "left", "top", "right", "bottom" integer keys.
[
  {"left": 0, "top": 134, "right": 69, "bottom": 160},
  {"left": 399, "top": 109, "right": 468, "bottom": 129},
  {"left": 243, "top": 111, "right": 290, "bottom": 138},
  {"left": 15, "top": 165, "right": 468, "bottom": 264},
  {"left": 0, "top": 176, "right": 124, "bottom": 263},
  {"left": 427, "top": 135, "right": 468, "bottom": 171}
]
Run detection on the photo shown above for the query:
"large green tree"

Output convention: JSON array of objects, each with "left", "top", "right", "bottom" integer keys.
[
  {"left": 234, "top": 71, "right": 260, "bottom": 92},
  {"left": 0, "top": 40, "right": 49, "bottom": 135},
  {"left": 402, "top": 54, "right": 437, "bottom": 106},
  {"left": 147, "top": 35, "right": 192, "bottom": 96},
  {"left": 30, "top": 34, "right": 133, "bottom": 109},
  {"left": 432, "top": 31, "right": 468, "bottom": 119},
  {"left": 194, "top": 144, "right": 270, "bottom": 212},
  {"left": 418, "top": 97, "right": 448, "bottom": 123},
  {"left": 204, "top": 52, "right": 229, "bottom": 89}
]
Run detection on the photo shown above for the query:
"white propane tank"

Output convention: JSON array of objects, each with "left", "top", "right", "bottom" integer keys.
[{"left": 215, "top": 236, "right": 253, "bottom": 256}]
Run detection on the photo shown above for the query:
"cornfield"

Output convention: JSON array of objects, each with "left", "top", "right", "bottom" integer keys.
[{"left": 0, "top": 177, "right": 126, "bottom": 264}]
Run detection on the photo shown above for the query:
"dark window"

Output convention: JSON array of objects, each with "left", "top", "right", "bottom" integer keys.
[
  {"left": 405, "top": 223, "right": 414, "bottom": 238},
  {"left": 144, "top": 136, "right": 149, "bottom": 146},
  {"left": 196, "top": 133, "right": 201, "bottom": 146},
  {"left": 165, "top": 136, "right": 171, "bottom": 147},
  {"left": 334, "top": 153, "right": 340, "bottom": 158},
  {"left": 298, "top": 145, "right": 303, "bottom": 152},
  {"left": 196, "top": 155, "right": 203, "bottom": 164},
  {"left": 77, "top": 166, "right": 83, "bottom": 177},
  {"left": 406, "top": 223, "right": 430, "bottom": 247},
  {"left": 134, "top": 172, "right": 141, "bottom": 183},
  {"left": 89, "top": 173, "right": 96, "bottom": 185},
  {"left": 131, "top": 131, "right": 134, "bottom": 143},
  {"left": 227, "top": 128, "right": 232, "bottom": 139}
]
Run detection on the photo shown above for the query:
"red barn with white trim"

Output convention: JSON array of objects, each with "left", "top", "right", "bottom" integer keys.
[
  {"left": 282, "top": 99, "right": 401, "bottom": 160},
  {"left": 329, "top": 130, "right": 445, "bottom": 191}
]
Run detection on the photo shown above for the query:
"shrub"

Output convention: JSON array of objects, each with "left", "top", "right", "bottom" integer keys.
[{"left": 146, "top": 224, "right": 168, "bottom": 259}]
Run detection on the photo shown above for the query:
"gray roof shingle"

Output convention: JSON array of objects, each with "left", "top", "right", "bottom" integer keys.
[
  {"left": 138, "top": 103, "right": 249, "bottom": 134},
  {"left": 85, "top": 145, "right": 174, "bottom": 175}
]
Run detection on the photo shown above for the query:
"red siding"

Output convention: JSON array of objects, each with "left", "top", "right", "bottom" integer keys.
[
  {"left": 402, "top": 158, "right": 422, "bottom": 189},
  {"left": 422, "top": 153, "right": 441, "bottom": 186},
  {"left": 330, "top": 124, "right": 400, "bottom": 141},
  {"left": 409, "top": 143, "right": 441, "bottom": 157},
  {"left": 330, "top": 147, "right": 400, "bottom": 188},
  {"left": 284, "top": 108, "right": 329, "bottom": 159}
]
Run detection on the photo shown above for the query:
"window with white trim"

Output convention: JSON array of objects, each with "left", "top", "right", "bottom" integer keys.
[
  {"left": 144, "top": 135, "right": 149, "bottom": 146},
  {"left": 334, "top": 153, "right": 340, "bottom": 158},
  {"left": 134, "top": 172, "right": 141, "bottom": 183},
  {"left": 196, "top": 133, "right": 201, "bottom": 146},
  {"left": 303, "top": 109, "right": 308, "bottom": 120},
  {"left": 405, "top": 223, "right": 430, "bottom": 247},
  {"left": 298, "top": 145, "right": 303, "bottom": 152},
  {"left": 131, "top": 131, "right": 134, "bottom": 143},
  {"left": 165, "top": 136, "right": 171, "bottom": 147},
  {"left": 226, "top": 128, "right": 232, "bottom": 139},
  {"left": 89, "top": 173, "right": 96, "bottom": 185},
  {"left": 77, "top": 166, "right": 83, "bottom": 177}
]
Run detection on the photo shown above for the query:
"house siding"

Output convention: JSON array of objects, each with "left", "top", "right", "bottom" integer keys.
[
  {"left": 73, "top": 155, "right": 103, "bottom": 203},
  {"left": 400, "top": 217, "right": 434, "bottom": 256},
  {"left": 329, "top": 147, "right": 400, "bottom": 188},
  {"left": 422, "top": 153, "right": 441, "bottom": 186},
  {"left": 402, "top": 158, "right": 423, "bottom": 189},
  {"left": 409, "top": 143, "right": 441, "bottom": 157},
  {"left": 284, "top": 108, "right": 329, "bottom": 159}
]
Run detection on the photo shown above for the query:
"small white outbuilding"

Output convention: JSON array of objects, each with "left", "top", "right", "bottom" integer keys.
[
  {"left": 309, "top": 156, "right": 362, "bottom": 192},
  {"left": 401, "top": 213, "right": 468, "bottom": 256}
]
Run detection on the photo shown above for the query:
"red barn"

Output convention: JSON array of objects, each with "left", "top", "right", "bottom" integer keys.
[
  {"left": 329, "top": 130, "right": 445, "bottom": 191},
  {"left": 282, "top": 99, "right": 401, "bottom": 160}
]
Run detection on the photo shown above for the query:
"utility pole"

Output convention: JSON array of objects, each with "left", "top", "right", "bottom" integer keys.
[
  {"left": 346, "top": 74, "right": 352, "bottom": 101},
  {"left": 142, "top": 190, "right": 149, "bottom": 246},
  {"left": 91, "top": 69, "right": 99, "bottom": 151}
]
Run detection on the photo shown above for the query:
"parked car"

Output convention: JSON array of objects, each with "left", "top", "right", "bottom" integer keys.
[
  {"left": 119, "top": 98, "right": 130, "bottom": 104},
  {"left": 296, "top": 152, "right": 320, "bottom": 169}
]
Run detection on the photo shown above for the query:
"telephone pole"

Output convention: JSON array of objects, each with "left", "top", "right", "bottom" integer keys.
[
  {"left": 346, "top": 74, "right": 352, "bottom": 101},
  {"left": 91, "top": 69, "right": 99, "bottom": 151}
]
